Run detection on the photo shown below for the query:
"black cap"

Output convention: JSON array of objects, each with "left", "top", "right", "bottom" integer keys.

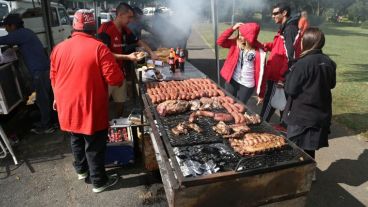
[{"left": 2, "top": 13, "right": 23, "bottom": 26}]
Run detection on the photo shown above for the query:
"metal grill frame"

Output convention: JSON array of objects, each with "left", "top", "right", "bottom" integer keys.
[{"left": 141, "top": 80, "right": 315, "bottom": 187}]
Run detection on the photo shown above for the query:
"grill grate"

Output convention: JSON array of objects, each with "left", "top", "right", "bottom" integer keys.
[
  {"left": 161, "top": 111, "right": 224, "bottom": 147},
  {"left": 234, "top": 144, "right": 306, "bottom": 172},
  {"left": 143, "top": 89, "right": 312, "bottom": 175},
  {"left": 174, "top": 143, "right": 241, "bottom": 172}
]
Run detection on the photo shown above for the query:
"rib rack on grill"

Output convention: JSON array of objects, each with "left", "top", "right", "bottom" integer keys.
[{"left": 229, "top": 133, "right": 286, "bottom": 155}]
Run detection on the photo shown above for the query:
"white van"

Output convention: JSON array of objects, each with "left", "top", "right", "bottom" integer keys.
[{"left": 0, "top": 0, "right": 72, "bottom": 48}]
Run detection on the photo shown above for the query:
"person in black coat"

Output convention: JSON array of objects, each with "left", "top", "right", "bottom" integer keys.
[{"left": 283, "top": 27, "right": 336, "bottom": 161}]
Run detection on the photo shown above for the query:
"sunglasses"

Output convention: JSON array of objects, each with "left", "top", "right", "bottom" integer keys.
[{"left": 272, "top": 11, "right": 282, "bottom": 16}]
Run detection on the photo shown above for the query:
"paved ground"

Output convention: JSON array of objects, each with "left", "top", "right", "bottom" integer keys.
[
  {"left": 1, "top": 28, "right": 367, "bottom": 207},
  {"left": 187, "top": 27, "right": 368, "bottom": 207}
]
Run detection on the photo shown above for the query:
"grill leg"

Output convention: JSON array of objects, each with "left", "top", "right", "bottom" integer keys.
[{"left": 0, "top": 125, "right": 18, "bottom": 165}]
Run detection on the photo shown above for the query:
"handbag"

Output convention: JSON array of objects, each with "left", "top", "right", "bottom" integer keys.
[{"left": 271, "top": 88, "right": 287, "bottom": 111}]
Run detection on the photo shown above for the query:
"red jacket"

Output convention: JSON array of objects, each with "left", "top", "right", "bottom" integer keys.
[
  {"left": 50, "top": 32, "right": 124, "bottom": 135},
  {"left": 217, "top": 26, "right": 267, "bottom": 98},
  {"left": 264, "top": 18, "right": 301, "bottom": 82}
]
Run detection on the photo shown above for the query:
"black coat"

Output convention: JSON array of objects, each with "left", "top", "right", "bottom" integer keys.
[{"left": 283, "top": 50, "right": 336, "bottom": 127}]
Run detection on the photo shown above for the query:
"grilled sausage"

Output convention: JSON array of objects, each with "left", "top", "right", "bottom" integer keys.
[
  {"left": 216, "top": 89, "right": 225, "bottom": 97},
  {"left": 195, "top": 110, "right": 215, "bottom": 117},
  {"left": 234, "top": 103, "right": 246, "bottom": 113},
  {"left": 189, "top": 112, "right": 197, "bottom": 123},
  {"left": 214, "top": 113, "right": 234, "bottom": 122},
  {"left": 224, "top": 96, "right": 235, "bottom": 104},
  {"left": 222, "top": 102, "right": 234, "bottom": 113}
]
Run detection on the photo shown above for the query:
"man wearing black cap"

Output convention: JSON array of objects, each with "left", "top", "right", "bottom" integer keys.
[{"left": 0, "top": 13, "right": 55, "bottom": 134}]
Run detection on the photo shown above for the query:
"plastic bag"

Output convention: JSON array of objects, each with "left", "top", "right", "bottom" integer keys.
[{"left": 271, "top": 88, "right": 286, "bottom": 111}]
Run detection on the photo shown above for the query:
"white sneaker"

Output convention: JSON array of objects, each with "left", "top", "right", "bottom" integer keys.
[
  {"left": 92, "top": 175, "right": 119, "bottom": 193},
  {"left": 77, "top": 172, "right": 88, "bottom": 180}
]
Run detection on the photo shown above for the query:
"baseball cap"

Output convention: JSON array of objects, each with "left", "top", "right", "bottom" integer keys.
[
  {"left": 73, "top": 9, "right": 96, "bottom": 31},
  {"left": 1, "top": 13, "right": 23, "bottom": 26}
]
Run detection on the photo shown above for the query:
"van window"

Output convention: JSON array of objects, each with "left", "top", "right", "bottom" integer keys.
[
  {"left": 58, "top": 8, "right": 69, "bottom": 25},
  {"left": 0, "top": 3, "right": 9, "bottom": 20},
  {"left": 50, "top": 7, "right": 59, "bottom": 27}
]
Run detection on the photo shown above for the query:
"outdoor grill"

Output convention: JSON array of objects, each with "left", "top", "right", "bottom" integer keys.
[{"left": 140, "top": 76, "right": 316, "bottom": 207}]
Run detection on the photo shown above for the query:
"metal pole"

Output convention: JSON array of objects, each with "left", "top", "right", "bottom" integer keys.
[
  {"left": 211, "top": 0, "right": 220, "bottom": 85},
  {"left": 40, "top": 0, "right": 54, "bottom": 52},
  {"left": 231, "top": 0, "right": 235, "bottom": 25},
  {"left": 94, "top": 0, "right": 98, "bottom": 32}
]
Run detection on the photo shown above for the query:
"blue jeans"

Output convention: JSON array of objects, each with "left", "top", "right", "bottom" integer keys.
[{"left": 33, "top": 70, "right": 53, "bottom": 129}]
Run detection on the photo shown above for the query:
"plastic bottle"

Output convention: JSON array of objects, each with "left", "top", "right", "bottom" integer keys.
[
  {"left": 179, "top": 49, "right": 185, "bottom": 72},
  {"left": 168, "top": 49, "right": 176, "bottom": 73}
]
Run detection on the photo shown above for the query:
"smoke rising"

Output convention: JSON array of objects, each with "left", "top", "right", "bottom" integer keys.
[{"left": 148, "top": 0, "right": 268, "bottom": 49}]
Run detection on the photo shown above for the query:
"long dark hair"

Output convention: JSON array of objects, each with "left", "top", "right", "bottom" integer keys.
[{"left": 301, "top": 27, "right": 325, "bottom": 57}]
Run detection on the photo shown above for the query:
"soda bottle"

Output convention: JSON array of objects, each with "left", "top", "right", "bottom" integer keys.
[
  {"left": 175, "top": 47, "right": 180, "bottom": 69},
  {"left": 168, "top": 50, "right": 175, "bottom": 73},
  {"left": 179, "top": 49, "right": 185, "bottom": 72}
]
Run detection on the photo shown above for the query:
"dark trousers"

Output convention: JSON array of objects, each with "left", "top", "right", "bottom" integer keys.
[
  {"left": 260, "top": 80, "right": 285, "bottom": 122},
  {"left": 33, "top": 70, "right": 54, "bottom": 128},
  {"left": 225, "top": 79, "right": 254, "bottom": 105},
  {"left": 69, "top": 129, "right": 108, "bottom": 188}
]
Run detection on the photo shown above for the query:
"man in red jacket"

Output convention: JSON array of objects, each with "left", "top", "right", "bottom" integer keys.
[
  {"left": 98, "top": 3, "right": 157, "bottom": 117},
  {"left": 50, "top": 9, "right": 124, "bottom": 193},
  {"left": 260, "top": 2, "right": 301, "bottom": 130}
]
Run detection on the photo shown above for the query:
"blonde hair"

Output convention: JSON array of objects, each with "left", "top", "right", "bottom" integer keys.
[{"left": 236, "top": 32, "right": 253, "bottom": 50}]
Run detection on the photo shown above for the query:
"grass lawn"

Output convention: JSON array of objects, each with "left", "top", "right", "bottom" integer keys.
[{"left": 196, "top": 22, "right": 368, "bottom": 138}]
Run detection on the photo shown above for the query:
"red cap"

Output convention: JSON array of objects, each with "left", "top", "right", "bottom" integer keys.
[
  {"left": 239, "top": 22, "right": 261, "bottom": 48},
  {"left": 73, "top": 9, "right": 96, "bottom": 31}
]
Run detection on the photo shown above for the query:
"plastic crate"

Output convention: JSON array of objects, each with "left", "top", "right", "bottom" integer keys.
[
  {"left": 105, "top": 142, "right": 134, "bottom": 167},
  {"left": 105, "top": 118, "right": 135, "bottom": 166}
]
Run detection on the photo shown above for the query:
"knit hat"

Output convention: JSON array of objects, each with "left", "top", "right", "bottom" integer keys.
[
  {"left": 239, "top": 22, "right": 261, "bottom": 48},
  {"left": 73, "top": 9, "right": 96, "bottom": 31}
]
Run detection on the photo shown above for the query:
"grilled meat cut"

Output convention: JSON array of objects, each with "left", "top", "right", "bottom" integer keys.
[
  {"left": 223, "top": 129, "right": 248, "bottom": 139},
  {"left": 171, "top": 122, "right": 188, "bottom": 135},
  {"left": 157, "top": 100, "right": 190, "bottom": 116},
  {"left": 229, "top": 133, "right": 286, "bottom": 155},
  {"left": 171, "top": 121, "right": 203, "bottom": 135},
  {"left": 243, "top": 114, "right": 262, "bottom": 125},
  {"left": 188, "top": 123, "right": 203, "bottom": 133},
  {"left": 189, "top": 100, "right": 201, "bottom": 111},
  {"left": 212, "top": 121, "right": 232, "bottom": 135}
]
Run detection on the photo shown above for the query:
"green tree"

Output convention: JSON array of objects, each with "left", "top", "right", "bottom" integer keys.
[{"left": 347, "top": 0, "right": 368, "bottom": 22}]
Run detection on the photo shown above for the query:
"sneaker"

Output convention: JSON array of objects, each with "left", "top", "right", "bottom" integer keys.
[
  {"left": 30, "top": 127, "right": 55, "bottom": 135},
  {"left": 77, "top": 172, "right": 88, "bottom": 180},
  {"left": 92, "top": 175, "right": 119, "bottom": 193}
]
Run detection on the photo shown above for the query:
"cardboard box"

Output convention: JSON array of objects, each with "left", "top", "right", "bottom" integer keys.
[{"left": 142, "top": 133, "right": 158, "bottom": 171}]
